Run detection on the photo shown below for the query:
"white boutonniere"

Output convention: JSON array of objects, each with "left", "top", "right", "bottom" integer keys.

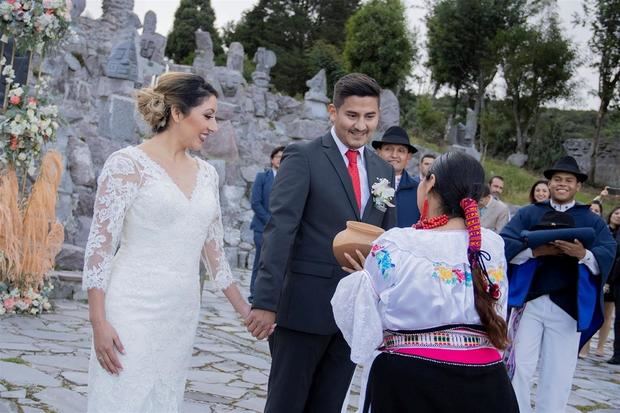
[{"left": 371, "top": 178, "right": 395, "bottom": 212}]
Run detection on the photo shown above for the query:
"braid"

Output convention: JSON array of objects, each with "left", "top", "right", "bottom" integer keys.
[{"left": 460, "top": 198, "right": 508, "bottom": 350}]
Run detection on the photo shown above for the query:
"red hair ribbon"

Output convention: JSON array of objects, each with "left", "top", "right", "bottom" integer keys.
[{"left": 460, "top": 198, "right": 500, "bottom": 301}]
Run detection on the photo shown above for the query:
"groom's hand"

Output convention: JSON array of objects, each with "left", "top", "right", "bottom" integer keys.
[{"left": 245, "top": 309, "right": 276, "bottom": 340}]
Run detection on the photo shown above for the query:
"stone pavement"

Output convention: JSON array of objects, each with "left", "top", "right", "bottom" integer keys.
[{"left": 0, "top": 270, "right": 619, "bottom": 413}]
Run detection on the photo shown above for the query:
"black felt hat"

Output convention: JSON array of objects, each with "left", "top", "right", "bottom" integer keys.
[
  {"left": 543, "top": 156, "right": 588, "bottom": 183},
  {"left": 531, "top": 211, "right": 575, "bottom": 230},
  {"left": 371, "top": 126, "right": 417, "bottom": 153}
]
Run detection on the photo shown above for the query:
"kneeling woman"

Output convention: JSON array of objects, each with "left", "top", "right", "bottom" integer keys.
[{"left": 331, "top": 152, "right": 518, "bottom": 412}]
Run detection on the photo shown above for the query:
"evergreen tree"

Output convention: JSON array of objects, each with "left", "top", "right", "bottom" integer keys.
[
  {"left": 166, "top": 0, "right": 223, "bottom": 65},
  {"left": 343, "top": 0, "right": 417, "bottom": 91},
  {"left": 223, "top": 0, "right": 360, "bottom": 95}
]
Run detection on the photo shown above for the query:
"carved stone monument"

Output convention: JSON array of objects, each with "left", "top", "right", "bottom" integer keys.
[
  {"left": 447, "top": 108, "right": 480, "bottom": 160},
  {"left": 251, "top": 47, "right": 276, "bottom": 89},
  {"left": 193, "top": 29, "right": 215, "bottom": 73},
  {"left": 226, "top": 42, "right": 244, "bottom": 73},
  {"left": 302, "top": 69, "right": 329, "bottom": 120},
  {"left": 105, "top": 34, "right": 139, "bottom": 81},
  {"left": 140, "top": 11, "right": 167, "bottom": 65}
]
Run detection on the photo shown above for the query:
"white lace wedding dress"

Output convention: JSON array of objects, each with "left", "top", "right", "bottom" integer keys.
[{"left": 82, "top": 146, "right": 234, "bottom": 413}]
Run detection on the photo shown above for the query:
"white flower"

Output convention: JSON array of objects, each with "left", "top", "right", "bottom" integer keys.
[
  {"left": 0, "top": 306, "right": 5, "bottom": 315},
  {"left": 371, "top": 178, "right": 395, "bottom": 210},
  {"left": 42, "top": 301, "right": 51, "bottom": 311},
  {"left": 30, "top": 308, "right": 38, "bottom": 315}
]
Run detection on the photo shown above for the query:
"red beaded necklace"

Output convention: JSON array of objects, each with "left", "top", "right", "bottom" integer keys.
[{"left": 413, "top": 214, "right": 449, "bottom": 229}]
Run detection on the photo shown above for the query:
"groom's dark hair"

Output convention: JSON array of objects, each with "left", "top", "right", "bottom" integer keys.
[{"left": 332, "top": 73, "right": 381, "bottom": 108}]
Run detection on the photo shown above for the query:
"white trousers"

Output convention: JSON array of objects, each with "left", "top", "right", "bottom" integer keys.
[{"left": 511, "top": 295, "right": 581, "bottom": 413}]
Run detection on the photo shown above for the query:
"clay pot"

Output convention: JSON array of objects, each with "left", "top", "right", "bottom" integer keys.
[{"left": 332, "top": 221, "right": 385, "bottom": 267}]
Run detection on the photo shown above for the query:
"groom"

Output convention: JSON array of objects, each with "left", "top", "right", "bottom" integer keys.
[{"left": 246, "top": 73, "right": 397, "bottom": 412}]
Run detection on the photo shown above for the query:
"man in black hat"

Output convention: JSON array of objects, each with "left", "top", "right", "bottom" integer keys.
[
  {"left": 500, "top": 156, "right": 616, "bottom": 413},
  {"left": 372, "top": 126, "right": 420, "bottom": 227}
]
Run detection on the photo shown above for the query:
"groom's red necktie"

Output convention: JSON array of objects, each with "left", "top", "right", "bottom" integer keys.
[{"left": 345, "top": 149, "right": 361, "bottom": 211}]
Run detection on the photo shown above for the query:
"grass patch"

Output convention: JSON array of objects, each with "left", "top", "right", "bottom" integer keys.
[
  {"left": 0, "top": 357, "right": 29, "bottom": 365},
  {"left": 575, "top": 402, "right": 611, "bottom": 412}
]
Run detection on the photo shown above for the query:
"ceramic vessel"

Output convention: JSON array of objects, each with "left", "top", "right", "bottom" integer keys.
[{"left": 332, "top": 221, "right": 385, "bottom": 267}]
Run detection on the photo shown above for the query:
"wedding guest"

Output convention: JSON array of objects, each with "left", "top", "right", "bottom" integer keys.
[
  {"left": 247, "top": 73, "right": 396, "bottom": 412},
  {"left": 415, "top": 153, "right": 436, "bottom": 183},
  {"left": 82, "top": 73, "right": 250, "bottom": 413},
  {"left": 248, "top": 145, "right": 285, "bottom": 303},
  {"left": 591, "top": 200, "right": 603, "bottom": 216},
  {"left": 373, "top": 126, "right": 420, "bottom": 227},
  {"left": 479, "top": 184, "right": 510, "bottom": 233},
  {"left": 489, "top": 175, "right": 505, "bottom": 199},
  {"left": 332, "top": 152, "right": 518, "bottom": 413},
  {"left": 529, "top": 180, "right": 550, "bottom": 204},
  {"left": 606, "top": 206, "right": 620, "bottom": 364},
  {"left": 500, "top": 156, "right": 615, "bottom": 413}
]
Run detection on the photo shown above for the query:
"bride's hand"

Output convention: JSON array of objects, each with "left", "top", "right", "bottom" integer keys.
[
  {"left": 341, "top": 249, "right": 366, "bottom": 273},
  {"left": 240, "top": 302, "right": 252, "bottom": 319},
  {"left": 92, "top": 319, "right": 125, "bottom": 375}
]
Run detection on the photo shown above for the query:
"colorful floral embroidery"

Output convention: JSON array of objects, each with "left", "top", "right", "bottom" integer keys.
[
  {"left": 487, "top": 266, "right": 505, "bottom": 284},
  {"left": 371, "top": 245, "right": 395, "bottom": 280},
  {"left": 431, "top": 263, "right": 472, "bottom": 286}
]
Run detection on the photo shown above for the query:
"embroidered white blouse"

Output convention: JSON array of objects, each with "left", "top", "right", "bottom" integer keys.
[{"left": 331, "top": 227, "right": 508, "bottom": 365}]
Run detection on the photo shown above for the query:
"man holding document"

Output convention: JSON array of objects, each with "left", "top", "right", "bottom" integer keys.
[{"left": 500, "top": 156, "right": 616, "bottom": 413}]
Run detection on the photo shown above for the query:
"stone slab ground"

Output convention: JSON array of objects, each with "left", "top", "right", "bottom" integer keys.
[{"left": 1, "top": 270, "right": 619, "bottom": 412}]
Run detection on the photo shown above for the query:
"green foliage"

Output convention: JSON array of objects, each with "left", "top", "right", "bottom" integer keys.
[
  {"left": 426, "top": 0, "right": 527, "bottom": 94},
  {"left": 526, "top": 111, "right": 566, "bottom": 172},
  {"left": 166, "top": 0, "right": 223, "bottom": 65},
  {"left": 414, "top": 96, "right": 446, "bottom": 142},
  {"left": 500, "top": 16, "right": 576, "bottom": 153},
  {"left": 480, "top": 101, "right": 515, "bottom": 157},
  {"left": 577, "top": 0, "right": 620, "bottom": 180},
  {"left": 343, "top": 0, "right": 417, "bottom": 91},
  {"left": 224, "top": 0, "right": 360, "bottom": 95},
  {"left": 305, "top": 40, "right": 347, "bottom": 98},
  {"left": 0, "top": 357, "right": 28, "bottom": 365}
]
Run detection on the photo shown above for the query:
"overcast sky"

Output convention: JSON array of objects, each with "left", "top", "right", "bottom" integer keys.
[{"left": 84, "top": 0, "right": 598, "bottom": 110}]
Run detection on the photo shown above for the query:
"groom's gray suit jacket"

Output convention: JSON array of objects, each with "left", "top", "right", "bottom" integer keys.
[{"left": 252, "top": 132, "right": 397, "bottom": 335}]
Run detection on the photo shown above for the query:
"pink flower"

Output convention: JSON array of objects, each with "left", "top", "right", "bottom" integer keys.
[
  {"left": 7, "top": 0, "right": 16, "bottom": 4},
  {"left": 27, "top": 97, "right": 37, "bottom": 106},
  {"left": 9, "top": 95, "right": 20, "bottom": 105},
  {"left": 22, "top": 297, "right": 32, "bottom": 306},
  {"left": 3, "top": 297, "right": 15, "bottom": 311},
  {"left": 9, "top": 135, "right": 18, "bottom": 150}
]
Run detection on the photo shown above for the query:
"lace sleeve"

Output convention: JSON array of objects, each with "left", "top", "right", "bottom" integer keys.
[
  {"left": 82, "top": 152, "right": 142, "bottom": 291},
  {"left": 201, "top": 166, "right": 235, "bottom": 290},
  {"left": 331, "top": 271, "right": 384, "bottom": 365}
]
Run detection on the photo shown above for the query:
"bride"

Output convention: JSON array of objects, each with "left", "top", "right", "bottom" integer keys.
[{"left": 82, "top": 72, "right": 251, "bottom": 412}]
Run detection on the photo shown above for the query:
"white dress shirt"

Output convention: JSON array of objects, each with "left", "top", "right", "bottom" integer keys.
[
  {"left": 510, "top": 199, "right": 600, "bottom": 274},
  {"left": 330, "top": 127, "right": 370, "bottom": 215}
]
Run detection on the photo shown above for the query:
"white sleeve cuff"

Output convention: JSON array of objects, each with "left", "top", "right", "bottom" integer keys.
[
  {"left": 579, "top": 250, "right": 600, "bottom": 275},
  {"left": 510, "top": 248, "right": 533, "bottom": 265}
]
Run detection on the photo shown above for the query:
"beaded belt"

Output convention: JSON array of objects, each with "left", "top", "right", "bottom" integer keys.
[{"left": 380, "top": 327, "right": 493, "bottom": 350}]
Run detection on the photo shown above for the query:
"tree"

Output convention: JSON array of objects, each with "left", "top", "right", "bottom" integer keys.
[
  {"left": 426, "top": 0, "right": 528, "bottom": 129},
  {"left": 343, "top": 0, "right": 417, "bottom": 91},
  {"left": 166, "top": 0, "right": 223, "bottom": 65},
  {"left": 223, "top": 0, "right": 360, "bottom": 95},
  {"left": 305, "top": 40, "right": 347, "bottom": 98},
  {"left": 500, "top": 17, "right": 576, "bottom": 154},
  {"left": 578, "top": 0, "right": 620, "bottom": 181}
]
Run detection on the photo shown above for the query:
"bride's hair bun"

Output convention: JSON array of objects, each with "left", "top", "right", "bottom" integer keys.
[
  {"left": 136, "top": 87, "right": 168, "bottom": 132},
  {"left": 135, "top": 72, "right": 219, "bottom": 134}
]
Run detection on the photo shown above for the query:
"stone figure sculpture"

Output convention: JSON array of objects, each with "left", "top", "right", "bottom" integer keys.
[
  {"left": 227, "top": 42, "right": 244, "bottom": 73},
  {"left": 139, "top": 11, "right": 167, "bottom": 65}
]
